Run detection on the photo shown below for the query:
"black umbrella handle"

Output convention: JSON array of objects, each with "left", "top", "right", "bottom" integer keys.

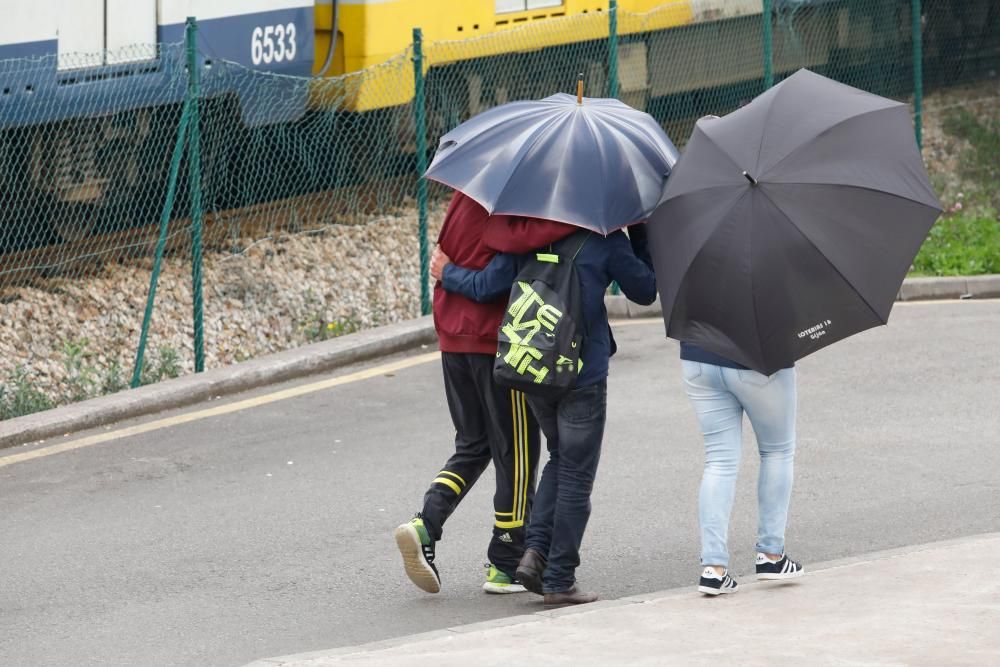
[{"left": 743, "top": 171, "right": 759, "bottom": 186}]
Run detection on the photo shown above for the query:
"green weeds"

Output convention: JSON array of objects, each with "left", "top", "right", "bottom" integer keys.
[{"left": 0, "top": 342, "right": 183, "bottom": 421}]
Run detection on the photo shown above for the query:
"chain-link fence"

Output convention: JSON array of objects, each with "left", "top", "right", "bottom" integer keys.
[{"left": 2, "top": 1, "right": 997, "bottom": 419}]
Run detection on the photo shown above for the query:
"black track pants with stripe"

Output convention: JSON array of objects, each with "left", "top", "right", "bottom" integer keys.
[{"left": 421, "top": 352, "right": 541, "bottom": 577}]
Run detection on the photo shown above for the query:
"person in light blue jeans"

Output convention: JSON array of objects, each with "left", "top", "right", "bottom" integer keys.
[{"left": 680, "top": 343, "right": 805, "bottom": 596}]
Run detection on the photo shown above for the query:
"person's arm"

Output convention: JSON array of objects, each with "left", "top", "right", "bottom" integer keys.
[
  {"left": 609, "top": 229, "right": 657, "bottom": 306},
  {"left": 626, "top": 223, "right": 653, "bottom": 267},
  {"left": 482, "top": 216, "right": 577, "bottom": 254},
  {"left": 440, "top": 252, "right": 518, "bottom": 303}
]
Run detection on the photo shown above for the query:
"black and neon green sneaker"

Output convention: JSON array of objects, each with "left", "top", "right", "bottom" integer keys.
[
  {"left": 394, "top": 515, "right": 440, "bottom": 593},
  {"left": 482, "top": 564, "right": 527, "bottom": 594}
]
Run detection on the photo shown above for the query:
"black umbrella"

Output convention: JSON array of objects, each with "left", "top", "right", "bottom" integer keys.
[{"left": 647, "top": 69, "right": 941, "bottom": 374}]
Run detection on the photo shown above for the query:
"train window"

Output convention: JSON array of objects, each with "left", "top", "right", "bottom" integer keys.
[{"left": 496, "top": 1, "right": 563, "bottom": 13}]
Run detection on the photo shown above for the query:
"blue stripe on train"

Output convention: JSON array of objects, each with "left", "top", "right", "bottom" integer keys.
[
  {"left": 0, "top": 40, "right": 59, "bottom": 61},
  {"left": 0, "top": 7, "right": 314, "bottom": 130},
  {"left": 159, "top": 6, "right": 314, "bottom": 78}
]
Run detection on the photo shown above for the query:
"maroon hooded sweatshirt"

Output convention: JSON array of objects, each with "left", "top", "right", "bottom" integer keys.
[{"left": 434, "top": 191, "right": 575, "bottom": 354}]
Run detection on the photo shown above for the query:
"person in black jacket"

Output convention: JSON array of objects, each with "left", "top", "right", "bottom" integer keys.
[{"left": 432, "top": 224, "right": 655, "bottom": 608}]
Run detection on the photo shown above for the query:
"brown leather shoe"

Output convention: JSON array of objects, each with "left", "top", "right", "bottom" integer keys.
[
  {"left": 515, "top": 548, "right": 547, "bottom": 595},
  {"left": 543, "top": 586, "right": 598, "bottom": 609}
]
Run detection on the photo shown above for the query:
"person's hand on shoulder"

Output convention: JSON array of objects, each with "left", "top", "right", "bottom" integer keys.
[{"left": 430, "top": 244, "right": 452, "bottom": 280}]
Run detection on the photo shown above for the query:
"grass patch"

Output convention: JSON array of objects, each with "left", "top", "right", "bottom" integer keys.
[
  {"left": 914, "top": 108, "right": 1000, "bottom": 276},
  {"left": 912, "top": 208, "right": 1000, "bottom": 276}
]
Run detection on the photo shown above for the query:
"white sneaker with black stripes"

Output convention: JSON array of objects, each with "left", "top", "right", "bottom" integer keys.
[
  {"left": 698, "top": 567, "right": 738, "bottom": 596},
  {"left": 755, "top": 553, "right": 804, "bottom": 580}
]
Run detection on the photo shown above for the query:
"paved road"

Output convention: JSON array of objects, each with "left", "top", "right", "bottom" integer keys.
[{"left": 2, "top": 301, "right": 998, "bottom": 667}]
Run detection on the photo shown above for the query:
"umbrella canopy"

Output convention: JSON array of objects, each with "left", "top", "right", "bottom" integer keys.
[
  {"left": 647, "top": 69, "right": 941, "bottom": 375},
  {"left": 424, "top": 92, "right": 679, "bottom": 235}
]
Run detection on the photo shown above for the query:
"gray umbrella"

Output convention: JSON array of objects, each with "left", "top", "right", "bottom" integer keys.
[
  {"left": 647, "top": 69, "right": 941, "bottom": 374},
  {"left": 424, "top": 92, "right": 679, "bottom": 234}
]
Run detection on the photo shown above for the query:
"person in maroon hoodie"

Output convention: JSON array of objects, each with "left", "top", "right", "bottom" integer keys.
[{"left": 394, "top": 191, "right": 574, "bottom": 595}]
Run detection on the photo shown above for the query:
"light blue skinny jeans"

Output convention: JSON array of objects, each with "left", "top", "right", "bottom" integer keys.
[{"left": 681, "top": 360, "right": 797, "bottom": 568}]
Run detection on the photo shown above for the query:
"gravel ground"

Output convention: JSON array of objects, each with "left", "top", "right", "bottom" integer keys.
[{"left": 0, "top": 203, "right": 445, "bottom": 406}]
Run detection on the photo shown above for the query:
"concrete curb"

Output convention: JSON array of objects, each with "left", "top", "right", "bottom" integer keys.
[
  {"left": 899, "top": 274, "right": 1000, "bottom": 300},
  {"left": 606, "top": 274, "right": 1000, "bottom": 319},
  {"left": 0, "top": 316, "right": 437, "bottom": 450},
  {"left": 3, "top": 274, "right": 996, "bottom": 450},
  {"left": 244, "top": 531, "right": 1000, "bottom": 666}
]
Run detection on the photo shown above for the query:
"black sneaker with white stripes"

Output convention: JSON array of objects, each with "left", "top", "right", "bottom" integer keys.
[
  {"left": 755, "top": 553, "right": 804, "bottom": 580},
  {"left": 698, "top": 567, "right": 739, "bottom": 596}
]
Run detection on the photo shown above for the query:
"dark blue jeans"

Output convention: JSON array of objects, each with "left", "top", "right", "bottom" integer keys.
[{"left": 525, "top": 380, "right": 607, "bottom": 593}]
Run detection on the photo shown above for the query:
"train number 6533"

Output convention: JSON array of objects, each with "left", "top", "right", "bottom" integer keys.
[{"left": 251, "top": 23, "right": 298, "bottom": 65}]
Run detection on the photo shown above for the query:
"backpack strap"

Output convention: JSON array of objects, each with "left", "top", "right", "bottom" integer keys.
[
  {"left": 549, "top": 229, "right": 592, "bottom": 340},
  {"left": 570, "top": 231, "right": 591, "bottom": 260},
  {"left": 571, "top": 231, "right": 592, "bottom": 340},
  {"left": 547, "top": 229, "right": 591, "bottom": 257},
  {"left": 539, "top": 229, "right": 591, "bottom": 264}
]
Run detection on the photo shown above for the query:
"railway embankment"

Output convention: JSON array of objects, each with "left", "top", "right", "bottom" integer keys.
[
  {"left": 1, "top": 205, "right": 444, "bottom": 416},
  {"left": 1, "top": 80, "right": 997, "bottom": 419}
]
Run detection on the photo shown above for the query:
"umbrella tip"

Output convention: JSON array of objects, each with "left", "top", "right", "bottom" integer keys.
[
  {"left": 577, "top": 73, "right": 583, "bottom": 105},
  {"left": 742, "top": 170, "right": 758, "bottom": 186}
]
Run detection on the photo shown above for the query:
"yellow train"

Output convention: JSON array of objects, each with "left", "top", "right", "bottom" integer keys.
[
  {"left": 303, "top": 0, "right": 1000, "bottom": 160},
  {"left": 311, "top": 1, "right": 711, "bottom": 112},
  {"left": 307, "top": 0, "right": 946, "bottom": 122},
  {"left": 318, "top": 1, "right": 694, "bottom": 75}
]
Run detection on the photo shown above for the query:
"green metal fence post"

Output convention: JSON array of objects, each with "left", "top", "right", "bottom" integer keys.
[
  {"left": 763, "top": 0, "right": 774, "bottom": 89},
  {"left": 608, "top": 0, "right": 619, "bottom": 99},
  {"left": 186, "top": 17, "right": 206, "bottom": 372},
  {"left": 132, "top": 109, "right": 191, "bottom": 388},
  {"left": 912, "top": 0, "right": 923, "bottom": 150},
  {"left": 412, "top": 27, "right": 430, "bottom": 316}
]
